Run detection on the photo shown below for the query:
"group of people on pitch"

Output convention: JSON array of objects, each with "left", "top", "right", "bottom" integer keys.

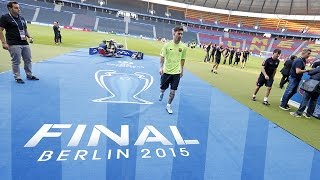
[
  {"left": 1, "top": 1, "right": 319, "bottom": 118},
  {"left": 252, "top": 48, "right": 320, "bottom": 118},
  {"left": 203, "top": 42, "right": 250, "bottom": 74},
  {"left": 159, "top": 26, "right": 320, "bottom": 118}
]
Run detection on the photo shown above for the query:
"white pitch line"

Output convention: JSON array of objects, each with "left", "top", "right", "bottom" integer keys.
[{"left": 125, "top": 36, "right": 128, "bottom": 50}]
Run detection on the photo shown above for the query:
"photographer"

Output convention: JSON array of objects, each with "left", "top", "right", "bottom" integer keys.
[{"left": 107, "top": 39, "right": 116, "bottom": 56}]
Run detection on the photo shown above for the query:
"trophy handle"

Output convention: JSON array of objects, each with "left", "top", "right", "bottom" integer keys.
[
  {"left": 93, "top": 70, "right": 117, "bottom": 102},
  {"left": 134, "top": 72, "right": 154, "bottom": 91},
  {"left": 95, "top": 70, "right": 116, "bottom": 88},
  {"left": 133, "top": 72, "right": 154, "bottom": 104}
]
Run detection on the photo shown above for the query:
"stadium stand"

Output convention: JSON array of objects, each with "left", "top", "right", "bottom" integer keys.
[
  {"left": 221, "top": 37, "right": 246, "bottom": 49},
  {"left": 271, "top": 39, "right": 305, "bottom": 59},
  {"left": 61, "top": 5, "right": 87, "bottom": 14},
  {"left": 188, "top": 27, "right": 224, "bottom": 36},
  {"left": 36, "top": 8, "right": 73, "bottom": 26},
  {"left": 181, "top": 31, "right": 197, "bottom": 43},
  {"left": 19, "top": 4, "right": 36, "bottom": 22},
  {"left": 17, "top": 0, "right": 54, "bottom": 8},
  {"left": 142, "top": 19, "right": 175, "bottom": 40},
  {"left": 1, "top": 0, "right": 318, "bottom": 60},
  {"left": 198, "top": 33, "right": 220, "bottom": 45},
  {"left": 96, "top": 11, "right": 122, "bottom": 19},
  {"left": 106, "top": 0, "right": 148, "bottom": 14},
  {"left": 73, "top": 13, "right": 96, "bottom": 29},
  {"left": 128, "top": 22, "right": 154, "bottom": 38},
  {"left": 152, "top": 3, "right": 167, "bottom": 18},
  {"left": 183, "top": 7, "right": 320, "bottom": 36},
  {"left": 96, "top": 18, "right": 125, "bottom": 34},
  {"left": 0, "top": 2, "right": 8, "bottom": 15},
  {"left": 167, "top": 6, "right": 185, "bottom": 20}
]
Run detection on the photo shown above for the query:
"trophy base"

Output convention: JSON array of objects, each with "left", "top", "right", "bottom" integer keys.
[{"left": 92, "top": 97, "right": 153, "bottom": 105}]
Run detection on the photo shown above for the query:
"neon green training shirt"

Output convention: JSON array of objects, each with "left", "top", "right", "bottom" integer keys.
[{"left": 160, "top": 41, "right": 187, "bottom": 74}]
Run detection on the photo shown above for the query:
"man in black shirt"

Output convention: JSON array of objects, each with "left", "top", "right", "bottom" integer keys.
[
  {"left": 53, "top": 21, "right": 62, "bottom": 44},
  {"left": 241, "top": 48, "right": 250, "bottom": 68},
  {"left": 229, "top": 47, "right": 235, "bottom": 65},
  {"left": 204, "top": 42, "right": 211, "bottom": 62},
  {"left": 251, "top": 49, "right": 281, "bottom": 105},
  {"left": 233, "top": 48, "right": 241, "bottom": 66},
  {"left": 0, "top": 1, "right": 39, "bottom": 83},
  {"left": 211, "top": 42, "right": 224, "bottom": 74},
  {"left": 223, "top": 47, "right": 230, "bottom": 64},
  {"left": 53, "top": 21, "right": 59, "bottom": 44},
  {"left": 279, "top": 55, "right": 296, "bottom": 89},
  {"left": 209, "top": 44, "right": 217, "bottom": 62}
]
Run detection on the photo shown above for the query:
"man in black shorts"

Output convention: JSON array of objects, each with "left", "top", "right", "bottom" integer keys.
[
  {"left": 159, "top": 26, "right": 187, "bottom": 114},
  {"left": 229, "top": 47, "right": 235, "bottom": 65},
  {"left": 233, "top": 48, "right": 241, "bottom": 66},
  {"left": 251, "top": 49, "right": 281, "bottom": 105},
  {"left": 211, "top": 42, "right": 224, "bottom": 74},
  {"left": 241, "top": 48, "right": 250, "bottom": 69},
  {"left": 223, "top": 46, "right": 230, "bottom": 64}
]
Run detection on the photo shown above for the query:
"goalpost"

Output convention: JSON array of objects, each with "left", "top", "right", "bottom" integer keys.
[{"left": 260, "top": 51, "right": 274, "bottom": 59}]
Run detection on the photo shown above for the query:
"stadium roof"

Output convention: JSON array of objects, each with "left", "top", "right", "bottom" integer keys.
[{"left": 167, "top": 0, "right": 320, "bottom": 15}]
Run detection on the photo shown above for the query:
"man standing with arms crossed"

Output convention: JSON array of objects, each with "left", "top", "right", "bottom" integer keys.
[
  {"left": 53, "top": 21, "right": 59, "bottom": 44},
  {"left": 159, "top": 26, "right": 187, "bottom": 114},
  {"left": 0, "top": 1, "right": 39, "bottom": 84}
]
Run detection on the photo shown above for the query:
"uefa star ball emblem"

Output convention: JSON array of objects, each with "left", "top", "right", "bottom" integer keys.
[{"left": 93, "top": 70, "right": 154, "bottom": 104}]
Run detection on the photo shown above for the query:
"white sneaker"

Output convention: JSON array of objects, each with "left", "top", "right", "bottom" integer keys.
[
  {"left": 302, "top": 112, "right": 311, "bottom": 119},
  {"left": 290, "top": 112, "right": 301, "bottom": 118},
  {"left": 166, "top": 105, "right": 173, "bottom": 114}
]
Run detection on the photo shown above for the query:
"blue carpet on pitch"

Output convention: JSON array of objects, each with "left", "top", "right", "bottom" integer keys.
[{"left": 0, "top": 49, "right": 320, "bottom": 180}]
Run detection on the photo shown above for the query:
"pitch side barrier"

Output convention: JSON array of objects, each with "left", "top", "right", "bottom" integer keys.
[{"left": 89, "top": 47, "right": 144, "bottom": 60}]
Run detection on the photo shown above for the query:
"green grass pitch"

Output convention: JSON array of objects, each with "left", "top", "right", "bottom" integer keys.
[{"left": 1, "top": 24, "right": 320, "bottom": 150}]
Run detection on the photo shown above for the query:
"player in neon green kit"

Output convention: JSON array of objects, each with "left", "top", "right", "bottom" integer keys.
[{"left": 159, "top": 26, "right": 187, "bottom": 114}]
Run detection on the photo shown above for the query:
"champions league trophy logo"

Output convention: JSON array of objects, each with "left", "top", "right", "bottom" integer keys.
[{"left": 93, "top": 70, "right": 154, "bottom": 104}]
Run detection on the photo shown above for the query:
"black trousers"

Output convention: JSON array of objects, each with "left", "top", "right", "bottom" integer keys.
[
  {"left": 229, "top": 55, "right": 234, "bottom": 65},
  {"left": 54, "top": 33, "right": 59, "bottom": 43},
  {"left": 54, "top": 33, "right": 62, "bottom": 43},
  {"left": 223, "top": 56, "right": 229, "bottom": 64}
]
